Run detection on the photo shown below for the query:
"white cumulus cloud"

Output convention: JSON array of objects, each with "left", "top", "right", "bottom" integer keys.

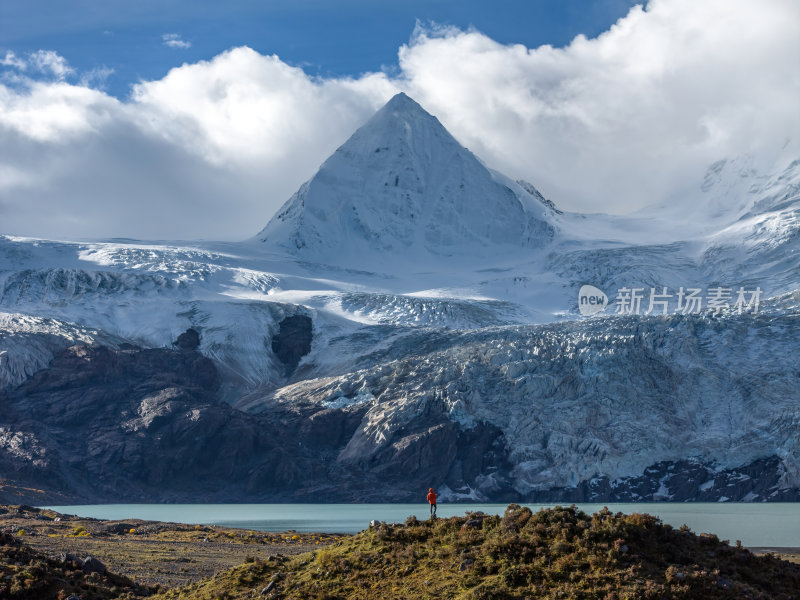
[
  {"left": 0, "top": 0, "right": 798, "bottom": 241},
  {"left": 398, "top": 0, "right": 800, "bottom": 213}
]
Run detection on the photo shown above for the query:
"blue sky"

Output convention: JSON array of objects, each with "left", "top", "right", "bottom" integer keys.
[{"left": 1, "top": 0, "right": 638, "bottom": 98}]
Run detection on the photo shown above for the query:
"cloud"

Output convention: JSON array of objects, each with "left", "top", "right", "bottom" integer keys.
[
  {"left": 1, "top": 50, "right": 75, "bottom": 80},
  {"left": 28, "top": 50, "right": 74, "bottom": 79},
  {"left": 80, "top": 66, "right": 114, "bottom": 89},
  {"left": 0, "top": 0, "right": 798, "bottom": 241},
  {"left": 0, "top": 48, "right": 395, "bottom": 240},
  {"left": 162, "top": 33, "right": 191, "bottom": 49},
  {"left": 0, "top": 51, "right": 27, "bottom": 70},
  {"left": 129, "top": 48, "right": 394, "bottom": 165},
  {"left": 398, "top": 0, "right": 800, "bottom": 212}
]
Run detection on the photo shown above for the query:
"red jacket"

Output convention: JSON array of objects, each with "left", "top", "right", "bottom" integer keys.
[{"left": 427, "top": 490, "right": 437, "bottom": 504}]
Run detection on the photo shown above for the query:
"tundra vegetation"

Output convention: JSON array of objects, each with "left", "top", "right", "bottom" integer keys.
[
  {"left": 155, "top": 505, "right": 800, "bottom": 600},
  {"left": 2, "top": 504, "right": 800, "bottom": 599}
]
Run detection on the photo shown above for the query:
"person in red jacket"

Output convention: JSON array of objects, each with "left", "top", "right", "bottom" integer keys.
[{"left": 427, "top": 487, "right": 438, "bottom": 517}]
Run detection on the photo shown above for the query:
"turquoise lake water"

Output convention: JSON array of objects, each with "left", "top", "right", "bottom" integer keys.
[{"left": 43, "top": 503, "right": 800, "bottom": 548}]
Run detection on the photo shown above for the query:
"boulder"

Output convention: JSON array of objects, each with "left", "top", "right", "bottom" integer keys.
[
  {"left": 459, "top": 558, "right": 475, "bottom": 571},
  {"left": 461, "top": 518, "right": 483, "bottom": 530},
  {"left": 81, "top": 555, "right": 106, "bottom": 575},
  {"left": 101, "top": 522, "right": 136, "bottom": 535},
  {"left": 260, "top": 581, "right": 275, "bottom": 594},
  {"left": 59, "top": 553, "right": 83, "bottom": 569}
]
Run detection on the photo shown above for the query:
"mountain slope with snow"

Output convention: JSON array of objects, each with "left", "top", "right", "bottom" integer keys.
[
  {"left": 256, "top": 93, "right": 556, "bottom": 266},
  {"left": 1, "top": 93, "right": 799, "bottom": 503}
]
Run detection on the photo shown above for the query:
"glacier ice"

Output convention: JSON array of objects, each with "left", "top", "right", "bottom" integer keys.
[{"left": 1, "top": 93, "right": 799, "bottom": 501}]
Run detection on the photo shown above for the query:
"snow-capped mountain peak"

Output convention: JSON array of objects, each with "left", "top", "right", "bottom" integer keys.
[{"left": 255, "top": 93, "right": 555, "bottom": 263}]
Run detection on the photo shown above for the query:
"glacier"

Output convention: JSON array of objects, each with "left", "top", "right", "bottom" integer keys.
[{"left": 0, "top": 93, "right": 799, "bottom": 503}]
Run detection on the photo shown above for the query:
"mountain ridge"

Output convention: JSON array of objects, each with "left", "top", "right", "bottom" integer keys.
[{"left": 1, "top": 94, "right": 799, "bottom": 504}]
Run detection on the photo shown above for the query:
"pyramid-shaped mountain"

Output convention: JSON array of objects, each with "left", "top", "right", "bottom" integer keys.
[{"left": 257, "top": 93, "right": 556, "bottom": 261}]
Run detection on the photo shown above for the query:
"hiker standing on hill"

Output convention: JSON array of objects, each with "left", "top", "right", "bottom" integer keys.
[{"left": 427, "top": 487, "right": 438, "bottom": 517}]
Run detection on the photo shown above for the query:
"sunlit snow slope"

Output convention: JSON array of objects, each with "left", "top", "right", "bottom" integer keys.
[{"left": 1, "top": 93, "right": 799, "bottom": 503}]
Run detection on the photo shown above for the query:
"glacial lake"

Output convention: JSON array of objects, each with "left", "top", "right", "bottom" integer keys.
[{"left": 43, "top": 503, "right": 800, "bottom": 548}]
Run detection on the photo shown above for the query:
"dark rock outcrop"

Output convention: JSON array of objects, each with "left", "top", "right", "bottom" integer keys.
[
  {"left": 173, "top": 327, "right": 200, "bottom": 351},
  {"left": 300, "top": 407, "right": 365, "bottom": 450},
  {"left": 0, "top": 343, "right": 305, "bottom": 502},
  {"left": 524, "top": 455, "right": 797, "bottom": 503},
  {"left": 271, "top": 314, "right": 312, "bottom": 376}
]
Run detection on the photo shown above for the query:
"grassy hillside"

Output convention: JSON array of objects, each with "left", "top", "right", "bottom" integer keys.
[{"left": 154, "top": 504, "right": 800, "bottom": 600}]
